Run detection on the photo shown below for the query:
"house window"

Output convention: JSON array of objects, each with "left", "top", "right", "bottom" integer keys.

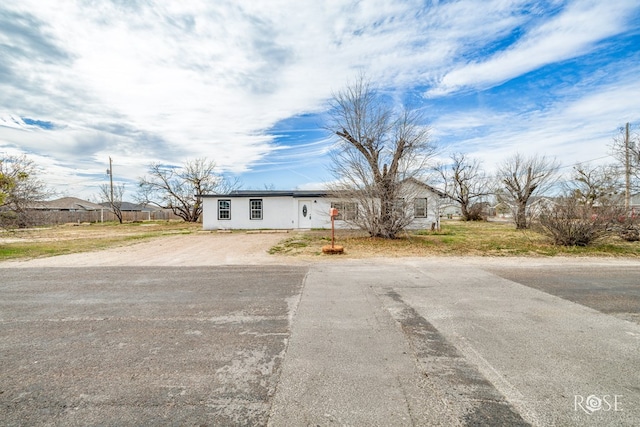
[
  {"left": 250, "top": 199, "right": 263, "bottom": 220},
  {"left": 331, "top": 202, "right": 358, "bottom": 221},
  {"left": 414, "top": 198, "right": 428, "bottom": 218},
  {"left": 392, "top": 199, "right": 406, "bottom": 216},
  {"left": 218, "top": 200, "right": 231, "bottom": 220}
]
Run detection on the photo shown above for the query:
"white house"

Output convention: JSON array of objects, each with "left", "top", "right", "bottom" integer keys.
[{"left": 200, "top": 180, "right": 443, "bottom": 231}]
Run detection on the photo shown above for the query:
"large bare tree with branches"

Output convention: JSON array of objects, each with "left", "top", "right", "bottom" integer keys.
[
  {"left": 435, "top": 152, "right": 491, "bottom": 221},
  {"left": 496, "top": 153, "right": 559, "bottom": 229},
  {"left": 137, "top": 158, "right": 238, "bottom": 222},
  {"left": 569, "top": 163, "right": 622, "bottom": 208},
  {"left": 327, "top": 76, "right": 437, "bottom": 238}
]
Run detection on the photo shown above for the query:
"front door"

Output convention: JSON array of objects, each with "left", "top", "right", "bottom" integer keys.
[{"left": 298, "top": 200, "right": 312, "bottom": 228}]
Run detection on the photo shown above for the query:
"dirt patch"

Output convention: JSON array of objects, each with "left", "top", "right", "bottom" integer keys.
[
  {"left": 3, "top": 224, "right": 639, "bottom": 269},
  {"left": 0, "top": 232, "right": 306, "bottom": 267}
]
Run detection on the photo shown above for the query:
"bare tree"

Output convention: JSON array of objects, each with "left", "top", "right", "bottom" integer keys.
[
  {"left": 98, "top": 183, "right": 125, "bottom": 223},
  {"left": 137, "top": 158, "right": 238, "bottom": 222},
  {"left": 568, "top": 163, "right": 622, "bottom": 208},
  {"left": 327, "top": 75, "right": 437, "bottom": 238},
  {"left": 496, "top": 153, "right": 559, "bottom": 229},
  {"left": 0, "top": 154, "right": 53, "bottom": 228},
  {"left": 435, "top": 152, "right": 491, "bottom": 221}
]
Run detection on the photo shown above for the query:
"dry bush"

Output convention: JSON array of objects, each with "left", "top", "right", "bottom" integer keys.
[
  {"left": 536, "top": 198, "right": 616, "bottom": 246},
  {"left": 465, "top": 203, "right": 488, "bottom": 221},
  {"left": 614, "top": 217, "right": 640, "bottom": 242}
]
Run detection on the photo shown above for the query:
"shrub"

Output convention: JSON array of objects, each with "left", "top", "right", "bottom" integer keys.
[
  {"left": 535, "top": 197, "right": 615, "bottom": 246},
  {"left": 465, "top": 203, "right": 488, "bottom": 221},
  {"left": 614, "top": 216, "right": 640, "bottom": 242}
]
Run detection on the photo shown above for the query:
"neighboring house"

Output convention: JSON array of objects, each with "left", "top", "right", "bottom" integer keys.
[
  {"left": 630, "top": 193, "right": 640, "bottom": 218},
  {"left": 489, "top": 196, "right": 558, "bottom": 220},
  {"left": 526, "top": 196, "right": 558, "bottom": 217},
  {"left": 31, "top": 197, "right": 105, "bottom": 213},
  {"left": 25, "top": 197, "right": 107, "bottom": 225},
  {"left": 200, "top": 180, "right": 443, "bottom": 230},
  {"left": 98, "top": 201, "right": 166, "bottom": 221},
  {"left": 26, "top": 198, "right": 178, "bottom": 224},
  {"left": 489, "top": 201, "right": 512, "bottom": 218},
  {"left": 439, "top": 203, "right": 462, "bottom": 218}
]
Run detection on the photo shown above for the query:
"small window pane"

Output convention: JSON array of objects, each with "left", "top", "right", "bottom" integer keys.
[
  {"left": 414, "top": 198, "right": 427, "bottom": 218},
  {"left": 250, "top": 199, "right": 262, "bottom": 220},
  {"left": 218, "top": 200, "right": 231, "bottom": 220},
  {"left": 331, "top": 202, "right": 357, "bottom": 221}
]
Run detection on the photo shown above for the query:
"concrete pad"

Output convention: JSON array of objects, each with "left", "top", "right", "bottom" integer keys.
[
  {"left": 271, "top": 259, "right": 640, "bottom": 426},
  {"left": 269, "top": 263, "right": 493, "bottom": 426},
  {"left": 395, "top": 259, "right": 640, "bottom": 426}
]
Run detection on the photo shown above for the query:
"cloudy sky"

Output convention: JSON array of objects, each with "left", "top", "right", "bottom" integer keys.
[{"left": 1, "top": 0, "right": 639, "bottom": 200}]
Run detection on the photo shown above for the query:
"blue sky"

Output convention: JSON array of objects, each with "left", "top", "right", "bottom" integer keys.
[{"left": 1, "top": 0, "right": 639, "bottom": 200}]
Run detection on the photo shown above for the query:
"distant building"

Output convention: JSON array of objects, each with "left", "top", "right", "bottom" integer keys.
[{"left": 22, "top": 197, "right": 179, "bottom": 225}]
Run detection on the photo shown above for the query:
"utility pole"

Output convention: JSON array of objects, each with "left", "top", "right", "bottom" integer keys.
[
  {"left": 625, "top": 123, "right": 630, "bottom": 211},
  {"left": 107, "top": 157, "right": 114, "bottom": 205}
]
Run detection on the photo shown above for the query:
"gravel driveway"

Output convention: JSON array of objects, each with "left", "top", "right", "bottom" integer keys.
[
  {"left": 0, "top": 232, "right": 304, "bottom": 267},
  {"left": 3, "top": 231, "right": 639, "bottom": 269}
]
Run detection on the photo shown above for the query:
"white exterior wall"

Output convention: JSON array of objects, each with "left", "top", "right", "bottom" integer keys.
[
  {"left": 203, "top": 196, "right": 334, "bottom": 230},
  {"left": 202, "top": 188, "right": 441, "bottom": 230},
  {"left": 203, "top": 196, "right": 294, "bottom": 230},
  {"left": 310, "top": 198, "right": 333, "bottom": 229}
]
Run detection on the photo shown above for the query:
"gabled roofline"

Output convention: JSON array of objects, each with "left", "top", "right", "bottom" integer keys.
[
  {"left": 199, "top": 190, "right": 329, "bottom": 198},
  {"left": 401, "top": 177, "right": 448, "bottom": 198},
  {"left": 199, "top": 179, "right": 446, "bottom": 199}
]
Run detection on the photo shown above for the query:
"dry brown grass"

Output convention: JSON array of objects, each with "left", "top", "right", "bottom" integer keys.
[
  {"left": 270, "top": 220, "right": 640, "bottom": 258},
  {"left": 3, "top": 219, "right": 639, "bottom": 261},
  {"left": 0, "top": 221, "right": 201, "bottom": 260}
]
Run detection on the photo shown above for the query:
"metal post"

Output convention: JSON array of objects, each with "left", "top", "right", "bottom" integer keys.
[
  {"left": 625, "top": 123, "right": 630, "bottom": 211},
  {"left": 331, "top": 214, "right": 335, "bottom": 248},
  {"left": 109, "top": 156, "right": 114, "bottom": 205}
]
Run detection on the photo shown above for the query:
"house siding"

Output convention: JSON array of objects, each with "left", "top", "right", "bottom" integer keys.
[
  {"left": 204, "top": 196, "right": 295, "bottom": 229},
  {"left": 200, "top": 179, "right": 443, "bottom": 230},
  {"left": 201, "top": 185, "right": 441, "bottom": 230}
]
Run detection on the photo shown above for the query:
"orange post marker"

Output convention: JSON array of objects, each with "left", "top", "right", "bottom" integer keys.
[
  {"left": 323, "top": 207, "right": 344, "bottom": 254},
  {"left": 330, "top": 208, "right": 338, "bottom": 247}
]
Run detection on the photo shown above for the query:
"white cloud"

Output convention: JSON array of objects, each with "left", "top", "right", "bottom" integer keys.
[
  {"left": 432, "top": 70, "right": 640, "bottom": 175},
  {"left": 427, "top": 0, "right": 639, "bottom": 96},
  {"left": 1, "top": 0, "right": 639, "bottom": 198}
]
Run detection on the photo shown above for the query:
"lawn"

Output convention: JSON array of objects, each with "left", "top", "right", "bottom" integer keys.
[
  {"left": 0, "top": 221, "right": 201, "bottom": 260},
  {"left": 2, "top": 219, "right": 639, "bottom": 261},
  {"left": 269, "top": 220, "right": 640, "bottom": 258}
]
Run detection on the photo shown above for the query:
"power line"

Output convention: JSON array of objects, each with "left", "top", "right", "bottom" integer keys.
[{"left": 557, "top": 154, "right": 615, "bottom": 170}]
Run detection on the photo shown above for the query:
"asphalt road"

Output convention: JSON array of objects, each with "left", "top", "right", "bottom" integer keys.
[
  {"left": 0, "top": 266, "right": 306, "bottom": 426},
  {"left": 485, "top": 265, "right": 640, "bottom": 325},
  {"left": 1, "top": 259, "right": 639, "bottom": 426}
]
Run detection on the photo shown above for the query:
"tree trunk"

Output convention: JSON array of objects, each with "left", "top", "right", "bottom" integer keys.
[
  {"left": 460, "top": 203, "right": 470, "bottom": 221},
  {"left": 515, "top": 201, "right": 528, "bottom": 229}
]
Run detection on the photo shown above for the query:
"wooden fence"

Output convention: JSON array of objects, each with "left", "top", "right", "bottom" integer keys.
[{"left": 21, "top": 209, "right": 185, "bottom": 226}]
